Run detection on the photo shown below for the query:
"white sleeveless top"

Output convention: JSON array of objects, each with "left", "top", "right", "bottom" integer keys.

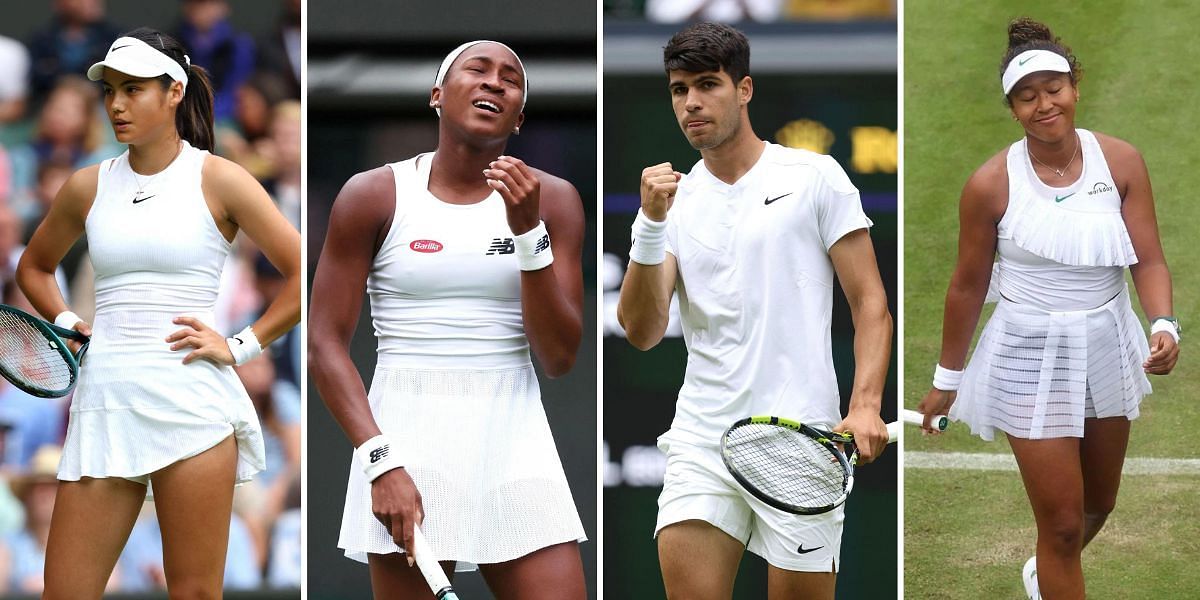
[
  {"left": 994, "top": 129, "right": 1137, "bottom": 311},
  {"left": 367, "top": 153, "right": 530, "bottom": 369}
]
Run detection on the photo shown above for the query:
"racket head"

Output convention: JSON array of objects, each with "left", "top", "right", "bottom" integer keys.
[
  {"left": 0, "top": 304, "right": 90, "bottom": 398},
  {"left": 720, "top": 416, "right": 853, "bottom": 515}
]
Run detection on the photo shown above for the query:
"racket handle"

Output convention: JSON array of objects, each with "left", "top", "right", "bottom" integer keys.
[
  {"left": 886, "top": 421, "right": 899, "bottom": 443},
  {"left": 901, "top": 408, "right": 948, "bottom": 431},
  {"left": 411, "top": 526, "right": 459, "bottom": 599}
]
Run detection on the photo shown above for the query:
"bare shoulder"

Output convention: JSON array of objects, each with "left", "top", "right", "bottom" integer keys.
[
  {"left": 58, "top": 163, "right": 101, "bottom": 216},
  {"left": 960, "top": 149, "right": 1009, "bottom": 218},
  {"left": 530, "top": 166, "right": 583, "bottom": 221},
  {"left": 333, "top": 165, "right": 396, "bottom": 220},
  {"left": 201, "top": 153, "right": 259, "bottom": 192},
  {"left": 1092, "top": 131, "right": 1142, "bottom": 163}
]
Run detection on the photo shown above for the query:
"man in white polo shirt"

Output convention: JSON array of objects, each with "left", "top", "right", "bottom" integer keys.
[{"left": 617, "top": 22, "right": 893, "bottom": 600}]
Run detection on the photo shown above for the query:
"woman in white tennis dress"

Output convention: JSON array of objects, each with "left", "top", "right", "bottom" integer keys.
[
  {"left": 310, "top": 41, "right": 587, "bottom": 598},
  {"left": 917, "top": 19, "right": 1178, "bottom": 600},
  {"left": 16, "top": 28, "right": 299, "bottom": 598}
]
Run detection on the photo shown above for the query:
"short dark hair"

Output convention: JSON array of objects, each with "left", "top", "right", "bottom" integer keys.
[{"left": 663, "top": 22, "right": 750, "bottom": 84}]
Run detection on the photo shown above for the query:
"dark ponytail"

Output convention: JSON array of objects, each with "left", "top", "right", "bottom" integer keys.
[
  {"left": 999, "top": 18, "right": 1082, "bottom": 105},
  {"left": 121, "top": 27, "right": 216, "bottom": 152}
]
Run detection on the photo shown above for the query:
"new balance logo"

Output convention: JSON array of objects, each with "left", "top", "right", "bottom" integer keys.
[
  {"left": 486, "top": 238, "right": 515, "bottom": 255},
  {"left": 533, "top": 234, "right": 550, "bottom": 254},
  {"left": 369, "top": 446, "right": 389, "bottom": 464}
]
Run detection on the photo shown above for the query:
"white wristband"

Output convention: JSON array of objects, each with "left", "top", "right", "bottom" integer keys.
[
  {"left": 933, "top": 364, "right": 964, "bottom": 392},
  {"left": 1151, "top": 319, "right": 1180, "bottom": 343},
  {"left": 356, "top": 434, "right": 404, "bottom": 482},
  {"left": 226, "top": 326, "right": 263, "bottom": 366},
  {"left": 54, "top": 310, "right": 83, "bottom": 331},
  {"left": 514, "top": 220, "right": 553, "bottom": 271},
  {"left": 629, "top": 209, "right": 668, "bottom": 266}
]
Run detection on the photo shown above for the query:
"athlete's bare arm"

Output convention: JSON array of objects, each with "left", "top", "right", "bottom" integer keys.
[
  {"left": 309, "top": 167, "right": 424, "bottom": 560},
  {"left": 829, "top": 229, "right": 892, "bottom": 463},
  {"left": 485, "top": 157, "right": 585, "bottom": 377},
  {"left": 618, "top": 162, "right": 681, "bottom": 350},
  {"left": 916, "top": 151, "right": 1007, "bottom": 424}
]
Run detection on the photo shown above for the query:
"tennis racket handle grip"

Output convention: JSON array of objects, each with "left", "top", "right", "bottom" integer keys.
[
  {"left": 886, "top": 421, "right": 899, "bottom": 443},
  {"left": 411, "top": 526, "right": 456, "bottom": 597},
  {"left": 901, "top": 409, "right": 949, "bottom": 431}
]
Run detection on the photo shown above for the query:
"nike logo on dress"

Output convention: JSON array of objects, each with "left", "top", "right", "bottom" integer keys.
[
  {"left": 765, "top": 192, "right": 792, "bottom": 205},
  {"left": 796, "top": 544, "right": 824, "bottom": 554},
  {"left": 132, "top": 195, "right": 155, "bottom": 204},
  {"left": 1054, "top": 193, "right": 1075, "bottom": 203}
]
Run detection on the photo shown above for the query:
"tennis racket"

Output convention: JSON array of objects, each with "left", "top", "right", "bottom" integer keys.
[
  {"left": 412, "top": 525, "right": 460, "bottom": 600},
  {"left": 720, "top": 416, "right": 898, "bottom": 515},
  {"left": 0, "top": 304, "right": 90, "bottom": 398},
  {"left": 902, "top": 408, "right": 949, "bottom": 432}
]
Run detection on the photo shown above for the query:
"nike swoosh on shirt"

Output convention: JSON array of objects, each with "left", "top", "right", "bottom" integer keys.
[
  {"left": 1054, "top": 193, "right": 1075, "bottom": 203},
  {"left": 764, "top": 192, "right": 792, "bottom": 205}
]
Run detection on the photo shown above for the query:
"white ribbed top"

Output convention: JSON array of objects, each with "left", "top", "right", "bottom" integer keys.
[
  {"left": 87, "top": 141, "right": 232, "bottom": 356},
  {"left": 367, "top": 154, "right": 530, "bottom": 369},
  {"left": 994, "top": 129, "right": 1134, "bottom": 311}
]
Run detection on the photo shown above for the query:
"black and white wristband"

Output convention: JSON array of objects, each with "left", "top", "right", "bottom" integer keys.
[
  {"left": 629, "top": 209, "right": 668, "bottom": 266},
  {"left": 356, "top": 434, "right": 404, "bottom": 482},
  {"left": 226, "top": 325, "right": 263, "bottom": 366},
  {"left": 932, "top": 364, "right": 963, "bottom": 392},
  {"left": 514, "top": 220, "right": 553, "bottom": 271}
]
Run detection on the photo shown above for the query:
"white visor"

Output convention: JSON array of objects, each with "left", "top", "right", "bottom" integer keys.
[
  {"left": 1002, "top": 49, "right": 1070, "bottom": 95},
  {"left": 87, "top": 36, "right": 189, "bottom": 92},
  {"left": 433, "top": 40, "right": 527, "bottom": 116}
]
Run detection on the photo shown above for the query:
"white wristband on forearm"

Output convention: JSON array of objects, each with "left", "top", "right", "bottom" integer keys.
[
  {"left": 356, "top": 434, "right": 404, "bottom": 482},
  {"left": 1151, "top": 319, "right": 1181, "bottom": 343},
  {"left": 629, "top": 209, "right": 668, "bottom": 266},
  {"left": 933, "top": 364, "right": 964, "bottom": 391},
  {"left": 226, "top": 326, "right": 263, "bottom": 366},
  {"left": 54, "top": 311, "right": 82, "bottom": 331},
  {"left": 514, "top": 220, "right": 553, "bottom": 271}
]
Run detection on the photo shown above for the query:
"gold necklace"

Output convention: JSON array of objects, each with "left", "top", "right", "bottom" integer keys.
[{"left": 1028, "top": 134, "right": 1079, "bottom": 178}]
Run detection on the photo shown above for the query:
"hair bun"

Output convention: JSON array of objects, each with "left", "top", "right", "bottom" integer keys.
[{"left": 1007, "top": 17, "right": 1054, "bottom": 48}]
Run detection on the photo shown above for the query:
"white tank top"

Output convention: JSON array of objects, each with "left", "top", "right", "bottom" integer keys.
[
  {"left": 994, "top": 129, "right": 1137, "bottom": 311},
  {"left": 367, "top": 153, "right": 529, "bottom": 369},
  {"left": 87, "top": 141, "right": 231, "bottom": 352}
]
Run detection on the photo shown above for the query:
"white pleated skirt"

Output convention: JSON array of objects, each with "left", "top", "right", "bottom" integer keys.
[
  {"left": 338, "top": 365, "right": 586, "bottom": 569},
  {"left": 951, "top": 286, "right": 1151, "bottom": 440},
  {"left": 58, "top": 309, "right": 266, "bottom": 491}
]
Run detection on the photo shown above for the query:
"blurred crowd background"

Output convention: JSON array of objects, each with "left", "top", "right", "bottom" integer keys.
[
  {"left": 0, "top": 0, "right": 300, "bottom": 596},
  {"left": 601, "top": 3, "right": 897, "bottom": 599}
]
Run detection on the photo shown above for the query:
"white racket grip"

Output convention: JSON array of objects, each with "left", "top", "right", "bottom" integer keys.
[
  {"left": 902, "top": 409, "right": 949, "bottom": 431},
  {"left": 886, "top": 421, "right": 899, "bottom": 443},
  {"left": 412, "top": 526, "right": 459, "bottom": 599}
]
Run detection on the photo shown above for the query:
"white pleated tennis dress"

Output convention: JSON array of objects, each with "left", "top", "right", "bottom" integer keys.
[
  {"left": 337, "top": 153, "right": 585, "bottom": 568},
  {"left": 58, "top": 141, "right": 266, "bottom": 490},
  {"left": 951, "top": 129, "right": 1151, "bottom": 440}
]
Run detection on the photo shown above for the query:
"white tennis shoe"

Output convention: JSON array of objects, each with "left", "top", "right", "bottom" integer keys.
[{"left": 1022, "top": 556, "right": 1040, "bottom": 600}]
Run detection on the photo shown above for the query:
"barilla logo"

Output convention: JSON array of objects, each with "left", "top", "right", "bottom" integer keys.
[
  {"left": 410, "top": 240, "right": 443, "bottom": 253},
  {"left": 1089, "top": 182, "right": 1114, "bottom": 196}
]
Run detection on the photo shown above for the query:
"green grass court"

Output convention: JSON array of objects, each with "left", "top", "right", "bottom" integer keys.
[{"left": 904, "top": 1, "right": 1200, "bottom": 596}]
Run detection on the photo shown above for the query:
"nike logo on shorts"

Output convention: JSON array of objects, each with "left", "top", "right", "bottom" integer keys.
[{"left": 796, "top": 544, "right": 824, "bottom": 554}]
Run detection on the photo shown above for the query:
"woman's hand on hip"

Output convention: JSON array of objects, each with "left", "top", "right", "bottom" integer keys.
[
  {"left": 371, "top": 467, "right": 425, "bottom": 566},
  {"left": 166, "top": 316, "right": 235, "bottom": 365}
]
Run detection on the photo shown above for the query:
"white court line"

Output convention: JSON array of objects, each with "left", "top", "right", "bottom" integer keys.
[{"left": 907, "top": 451, "right": 1200, "bottom": 476}]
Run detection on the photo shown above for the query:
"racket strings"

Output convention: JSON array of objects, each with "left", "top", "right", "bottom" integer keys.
[
  {"left": 0, "top": 312, "right": 74, "bottom": 390},
  {"left": 724, "top": 424, "right": 846, "bottom": 510}
]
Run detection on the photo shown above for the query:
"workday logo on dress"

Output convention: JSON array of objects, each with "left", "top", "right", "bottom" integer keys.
[{"left": 1089, "top": 182, "right": 1114, "bottom": 195}]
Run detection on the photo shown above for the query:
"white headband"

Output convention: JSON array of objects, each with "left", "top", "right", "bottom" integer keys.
[
  {"left": 1002, "top": 49, "right": 1070, "bottom": 95},
  {"left": 87, "top": 36, "right": 190, "bottom": 92},
  {"left": 433, "top": 40, "right": 528, "bottom": 116}
]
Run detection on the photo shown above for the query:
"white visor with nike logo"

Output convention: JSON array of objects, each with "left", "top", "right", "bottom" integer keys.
[
  {"left": 87, "top": 37, "right": 189, "bottom": 92},
  {"left": 1002, "top": 49, "right": 1071, "bottom": 95}
]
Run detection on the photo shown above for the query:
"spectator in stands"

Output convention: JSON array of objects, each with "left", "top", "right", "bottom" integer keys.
[
  {"left": 176, "top": 0, "right": 257, "bottom": 122},
  {"left": 265, "top": 100, "right": 300, "bottom": 228},
  {"left": 256, "top": 0, "right": 301, "bottom": 99},
  {"left": 218, "top": 72, "right": 290, "bottom": 180},
  {"left": 645, "top": 0, "right": 783, "bottom": 23},
  {"left": 27, "top": 0, "right": 122, "bottom": 101},
  {"left": 0, "top": 36, "right": 31, "bottom": 123}
]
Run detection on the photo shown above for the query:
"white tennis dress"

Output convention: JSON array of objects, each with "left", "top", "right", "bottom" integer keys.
[
  {"left": 337, "top": 153, "right": 585, "bottom": 567},
  {"left": 951, "top": 129, "right": 1151, "bottom": 440},
  {"left": 58, "top": 141, "right": 266, "bottom": 488}
]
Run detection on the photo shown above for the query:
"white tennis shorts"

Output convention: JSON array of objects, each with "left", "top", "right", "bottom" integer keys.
[{"left": 654, "top": 436, "right": 844, "bottom": 572}]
